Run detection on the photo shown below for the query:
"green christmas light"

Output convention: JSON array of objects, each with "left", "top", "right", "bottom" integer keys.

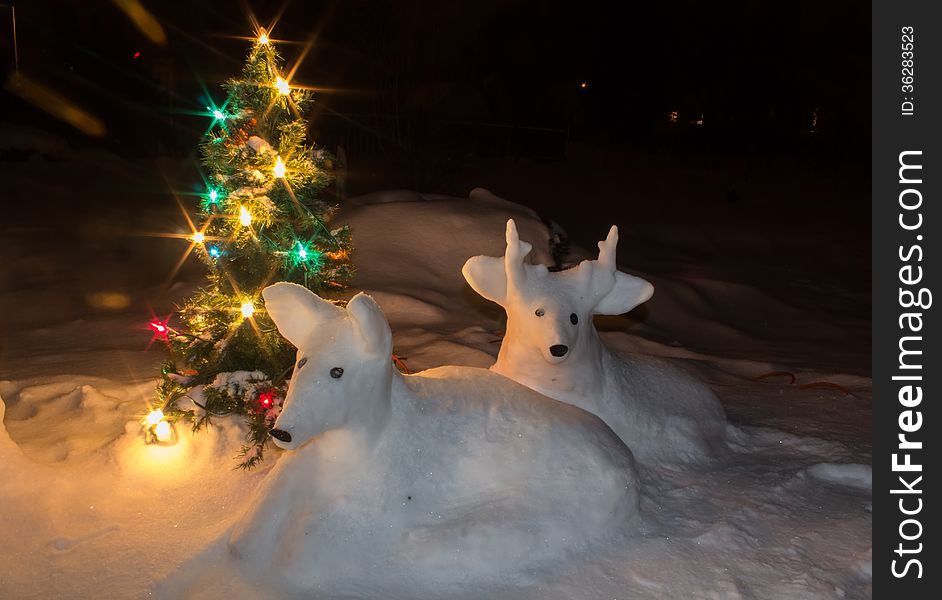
[
  {"left": 290, "top": 241, "right": 323, "bottom": 270},
  {"left": 201, "top": 188, "right": 223, "bottom": 212}
]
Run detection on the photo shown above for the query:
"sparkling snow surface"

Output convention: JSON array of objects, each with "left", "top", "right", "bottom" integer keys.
[{"left": 0, "top": 147, "right": 870, "bottom": 599}]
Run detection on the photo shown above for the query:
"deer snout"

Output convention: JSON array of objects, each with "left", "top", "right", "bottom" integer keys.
[
  {"left": 550, "top": 344, "right": 569, "bottom": 357},
  {"left": 270, "top": 428, "right": 292, "bottom": 443}
]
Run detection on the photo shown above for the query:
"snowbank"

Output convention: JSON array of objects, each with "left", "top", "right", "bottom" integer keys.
[{"left": 0, "top": 186, "right": 871, "bottom": 599}]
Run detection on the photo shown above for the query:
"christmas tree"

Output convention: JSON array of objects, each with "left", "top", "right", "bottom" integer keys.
[{"left": 144, "top": 30, "right": 352, "bottom": 468}]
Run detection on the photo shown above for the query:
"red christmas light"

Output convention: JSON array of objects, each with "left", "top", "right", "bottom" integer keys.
[
  {"left": 133, "top": 51, "right": 141, "bottom": 59},
  {"left": 258, "top": 391, "right": 275, "bottom": 410},
  {"left": 149, "top": 319, "right": 170, "bottom": 341}
]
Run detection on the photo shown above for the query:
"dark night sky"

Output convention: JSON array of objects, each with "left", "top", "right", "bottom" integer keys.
[{"left": 2, "top": 0, "right": 869, "bottom": 165}]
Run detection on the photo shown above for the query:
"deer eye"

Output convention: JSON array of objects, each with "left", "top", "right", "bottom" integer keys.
[
  {"left": 535, "top": 308, "right": 545, "bottom": 317},
  {"left": 570, "top": 313, "right": 579, "bottom": 325},
  {"left": 296, "top": 357, "right": 308, "bottom": 369},
  {"left": 330, "top": 367, "right": 344, "bottom": 379}
]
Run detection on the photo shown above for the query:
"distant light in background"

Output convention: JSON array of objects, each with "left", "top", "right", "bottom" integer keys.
[
  {"left": 695, "top": 114, "right": 704, "bottom": 126},
  {"left": 669, "top": 111, "right": 678, "bottom": 123},
  {"left": 811, "top": 108, "right": 818, "bottom": 132},
  {"left": 5, "top": 73, "right": 106, "bottom": 136},
  {"left": 580, "top": 81, "right": 588, "bottom": 89},
  {"left": 132, "top": 51, "right": 141, "bottom": 59},
  {"left": 87, "top": 292, "right": 132, "bottom": 310},
  {"left": 110, "top": 0, "right": 167, "bottom": 44}
]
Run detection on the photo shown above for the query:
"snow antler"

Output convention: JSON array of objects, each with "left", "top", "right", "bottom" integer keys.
[
  {"left": 596, "top": 225, "right": 618, "bottom": 272},
  {"left": 504, "top": 219, "right": 532, "bottom": 290}
]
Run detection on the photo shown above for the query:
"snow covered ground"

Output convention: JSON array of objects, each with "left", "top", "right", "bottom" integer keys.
[{"left": 0, "top": 138, "right": 871, "bottom": 598}]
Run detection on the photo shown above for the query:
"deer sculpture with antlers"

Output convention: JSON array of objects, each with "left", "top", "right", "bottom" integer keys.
[{"left": 462, "top": 220, "right": 727, "bottom": 462}]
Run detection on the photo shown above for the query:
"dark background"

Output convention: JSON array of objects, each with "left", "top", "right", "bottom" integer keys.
[
  {"left": 0, "top": 0, "right": 871, "bottom": 376},
  {"left": 2, "top": 0, "right": 869, "bottom": 174}
]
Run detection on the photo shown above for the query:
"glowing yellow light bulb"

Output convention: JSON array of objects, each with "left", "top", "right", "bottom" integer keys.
[
  {"left": 145, "top": 409, "right": 164, "bottom": 426},
  {"left": 273, "top": 156, "right": 287, "bottom": 178},
  {"left": 239, "top": 206, "right": 252, "bottom": 226},
  {"left": 154, "top": 420, "right": 173, "bottom": 443},
  {"left": 258, "top": 32, "right": 270, "bottom": 45},
  {"left": 241, "top": 301, "right": 255, "bottom": 319},
  {"left": 190, "top": 232, "right": 205, "bottom": 243},
  {"left": 275, "top": 76, "right": 291, "bottom": 96}
]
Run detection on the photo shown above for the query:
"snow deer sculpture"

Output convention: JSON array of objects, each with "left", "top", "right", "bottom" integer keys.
[
  {"left": 230, "top": 282, "right": 639, "bottom": 591},
  {"left": 462, "top": 220, "right": 727, "bottom": 462}
]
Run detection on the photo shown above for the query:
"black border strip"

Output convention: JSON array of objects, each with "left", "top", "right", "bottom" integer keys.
[{"left": 874, "top": 0, "right": 939, "bottom": 595}]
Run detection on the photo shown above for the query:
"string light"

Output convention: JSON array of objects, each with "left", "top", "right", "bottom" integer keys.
[
  {"left": 275, "top": 76, "right": 291, "bottom": 96},
  {"left": 297, "top": 242, "right": 308, "bottom": 261},
  {"left": 213, "top": 109, "right": 226, "bottom": 120},
  {"left": 190, "top": 232, "right": 205, "bottom": 243},
  {"left": 258, "top": 391, "right": 274, "bottom": 409},
  {"left": 145, "top": 409, "right": 164, "bottom": 426},
  {"left": 273, "top": 156, "right": 286, "bottom": 178},
  {"left": 154, "top": 420, "right": 173, "bottom": 443},
  {"left": 208, "top": 245, "right": 221, "bottom": 258},
  {"left": 239, "top": 206, "right": 252, "bottom": 226},
  {"left": 258, "top": 31, "right": 270, "bottom": 45},
  {"left": 149, "top": 319, "right": 170, "bottom": 341},
  {"left": 208, "top": 189, "right": 219, "bottom": 202},
  {"left": 240, "top": 301, "right": 255, "bottom": 319}
]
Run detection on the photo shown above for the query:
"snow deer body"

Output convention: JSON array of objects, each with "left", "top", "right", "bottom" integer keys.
[
  {"left": 230, "top": 283, "right": 639, "bottom": 591},
  {"left": 462, "top": 220, "right": 726, "bottom": 462}
]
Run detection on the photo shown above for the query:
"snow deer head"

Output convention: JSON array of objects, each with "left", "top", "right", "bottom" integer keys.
[
  {"left": 262, "top": 283, "right": 393, "bottom": 450},
  {"left": 462, "top": 219, "right": 653, "bottom": 365}
]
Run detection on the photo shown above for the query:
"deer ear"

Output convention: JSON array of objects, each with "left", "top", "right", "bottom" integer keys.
[
  {"left": 594, "top": 272, "right": 654, "bottom": 315},
  {"left": 462, "top": 255, "right": 507, "bottom": 305},
  {"left": 262, "top": 282, "right": 344, "bottom": 348},
  {"left": 347, "top": 293, "right": 392, "bottom": 356}
]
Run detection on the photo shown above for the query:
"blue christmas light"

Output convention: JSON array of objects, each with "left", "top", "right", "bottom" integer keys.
[{"left": 209, "top": 246, "right": 221, "bottom": 258}]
